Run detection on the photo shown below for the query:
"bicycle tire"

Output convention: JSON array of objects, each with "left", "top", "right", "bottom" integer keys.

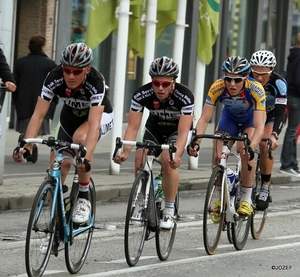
[
  {"left": 250, "top": 171, "right": 267, "bottom": 239},
  {"left": 25, "top": 179, "right": 57, "bottom": 277},
  {"left": 203, "top": 166, "right": 225, "bottom": 255},
  {"left": 231, "top": 183, "right": 251, "bottom": 250},
  {"left": 65, "top": 178, "right": 96, "bottom": 274},
  {"left": 155, "top": 192, "right": 179, "bottom": 261},
  {"left": 124, "top": 171, "right": 148, "bottom": 267},
  {"left": 226, "top": 222, "right": 233, "bottom": 244}
]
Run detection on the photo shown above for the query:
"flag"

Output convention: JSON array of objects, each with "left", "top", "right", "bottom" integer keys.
[
  {"left": 197, "top": 0, "right": 220, "bottom": 64},
  {"left": 128, "top": 0, "right": 178, "bottom": 58},
  {"left": 86, "top": 0, "right": 119, "bottom": 49}
]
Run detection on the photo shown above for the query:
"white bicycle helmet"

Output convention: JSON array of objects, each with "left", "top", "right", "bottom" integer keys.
[
  {"left": 222, "top": 56, "right": 251, "bottom": 76},
  {"left": 61, "top": 43, "right": 93, "bottom": 68},
  {"left": 149, "top": 56, "right": 179, "bottom": 77},
  {"left": 250, "top": 50, "right": 277, "bottom": 68}
]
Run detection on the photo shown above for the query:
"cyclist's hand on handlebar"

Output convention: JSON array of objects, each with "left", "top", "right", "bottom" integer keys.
[
  {"left": 169, "top": 155, "right": 181, "bottom": 169},
  {"left": 12, "top": 146, "right": 31, "bottom": 163},
  {"left": 241, "top": 146, "right": 254, "bottom": 161},
  {"left": 269, "top": 135, "right": 277, "bottom": 151},
  {"left": 113, "top": 152, "right": 128, "bottom": 165},
  {"left": 186, "top": 143, "right": 200, "bottom": 157},
  {"left": 78, "top": 158, "right": 91, "bottom": 172}
]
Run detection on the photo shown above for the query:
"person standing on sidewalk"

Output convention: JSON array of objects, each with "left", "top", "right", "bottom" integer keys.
[
  {"left": 279, "top": 33, "right": 300, "bottom": 177},
  {"left": 0, "top": 48, "right": 16, "bottom": 92},
  {"left": 14, "top": 34, "right": 58, "bottom": 163},
  {"left": 249, "top": 50, "right": 287, "bottom": 210},
  {"left": 114, "top": 56, "right": 194, "bottom": 229}
]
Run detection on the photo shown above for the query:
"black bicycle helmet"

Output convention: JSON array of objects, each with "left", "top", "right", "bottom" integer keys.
[
  {"left": 222, "top": 56, "right": 251, "bottom": 76},
  {"left": 61, "top": 43, "right": 93, "bottom": 68},
  {"left": 149, "top": 56, "right": 179, "bottom": 77},
  {"left": 250, "top": 50, "right": 277, "bottom": 68}
]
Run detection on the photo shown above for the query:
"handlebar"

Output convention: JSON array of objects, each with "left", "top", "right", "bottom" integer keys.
[
  {"left": 112, "top": 137, "right": 177, "bottom": 162},
  {"left": 14, "top": 134, "right": 90, "bottom": 170}
]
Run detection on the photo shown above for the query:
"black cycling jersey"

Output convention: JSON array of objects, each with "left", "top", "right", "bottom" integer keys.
[
  {"left": 250, "top": 71, "right": 287, "bottom": 135},
  {"left": 131, "top": 82, "right": 194, "bottom": 129},
  {"left": 41, "top": 65, "right": 113, "bottom": 115}
]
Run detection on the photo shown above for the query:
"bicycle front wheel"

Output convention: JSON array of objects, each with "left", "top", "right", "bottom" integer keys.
[
  {"left": 65, "top": 178, "right": 96, "bottom": 274},
  {"left": 155, "top": 192, "right": 179, "bottom": 261},
  {"left": 25, "top": 179, "right": 57, "bottom": 277},
  {"left": 124, "top": 171, "right": 148, "bottom": 267},
  {"left": 203, "top": 166, "right": 224, "bottom": 255},
  {"left": 231, "top": 184, "right": 251, "bottom": 250},
  {"left": 250, "top": 171, "right": 267, "bottom": 239}
]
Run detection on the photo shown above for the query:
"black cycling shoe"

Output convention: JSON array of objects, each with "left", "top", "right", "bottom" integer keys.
[{"left": 256, "top": 188, "right": 270, "bottom": 211}]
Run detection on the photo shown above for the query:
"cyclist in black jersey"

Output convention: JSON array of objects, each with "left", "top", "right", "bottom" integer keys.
[
  {"left": 249, "top": 50, "right": 287, "bottom": 210},
  {"left": 114, "top": 56, "right": 194, "bottom": 229},
  {"left": 13, "top": 43, "right": 114, "bottom": 224}
]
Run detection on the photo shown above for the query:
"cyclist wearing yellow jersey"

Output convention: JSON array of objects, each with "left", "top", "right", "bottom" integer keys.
[{"left": 189, "top": 56, "right": 266, "bottom": 217}]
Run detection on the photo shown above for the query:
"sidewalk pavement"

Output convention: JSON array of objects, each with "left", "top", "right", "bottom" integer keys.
[{"left": 0, "top": 124, "right": 295, "bottom": 211}]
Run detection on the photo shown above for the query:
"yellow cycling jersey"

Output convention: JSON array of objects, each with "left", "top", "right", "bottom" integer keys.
[{"left": 205, "top": 77, "right": 266, "bottom": 117}]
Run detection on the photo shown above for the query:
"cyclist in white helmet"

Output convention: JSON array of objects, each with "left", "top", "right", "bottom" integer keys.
[
  {"left": 114, "top": 56, "right": 194, "bottom": 229},
  {"left": 249, "top": 50, "right": 287, "bottom": 210},
  {"left": 188, "top": 56, "right": 266, "bottom": 218},
  {"left": 13, "top": 43, "right": 114, "bottom": 224}
]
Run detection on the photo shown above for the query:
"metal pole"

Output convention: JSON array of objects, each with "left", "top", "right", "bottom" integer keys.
[
  {"left": 0, "top": 0, "right": 15, "bottom": 184},
  {"left": 137, "top": 0, "right": 158, "bottom": 141},
  {"left": 109, "top": 0, "right": 131, "bottom": 174},
  {"left": 173, "top": 0, "right": 188, "bottom": 83}
]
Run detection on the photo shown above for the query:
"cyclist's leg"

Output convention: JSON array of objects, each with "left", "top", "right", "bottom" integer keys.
[
  {"left": 257, "top": 122, "right": 273, "bottom": 210},
  {"left": 237, "top": 123, "right": 255, "bottom": 215}
]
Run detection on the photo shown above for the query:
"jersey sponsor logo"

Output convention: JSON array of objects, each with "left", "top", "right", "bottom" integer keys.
[
  {"left": 169, "top": 99, "right": 174, "bottom": 105},
  {"left": 181, "top": 104, "right": 194, "bottom": 114},
  {"left": 173, "top": 90, "right": 193, "bottom": 105},
  {"left": 153, "top": 100, "right": 160, "bottom": 109},
  {"left": 275, "top": 97, "right": 287, "bottom": 105},
  {"left": 150, "top": 109, "right": 180, "bottom": 120},
  {"left": 91, "top": 94, "right": 104, "bottom": 105},
  {"left": 275, "top": 79, "right": 287, "bottom": 96},
  {"left": 101, "top": 121, "right": 113, "bottom": 135},
  {"left": 250, "top": 83, "right": 265, "bottom": 98},
  {"left": 64, "top": 98, "right": 90, "bottom": 109},
  {"left": 131, "top": 100, "right": 143, "bottom": 112}
]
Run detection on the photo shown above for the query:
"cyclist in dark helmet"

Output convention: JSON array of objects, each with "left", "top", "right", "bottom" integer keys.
[
  {"left": 188, "top": 56, "right": 266, "bottom": 219},
  {"left": 249, "top": 50, "right": 287, "bottom": 210},
  {"left": 13, "top": 43, "right": 114, "bottom": 229},
  {"left": 114, "top": 56, "right": 194, "bottom": 229}
]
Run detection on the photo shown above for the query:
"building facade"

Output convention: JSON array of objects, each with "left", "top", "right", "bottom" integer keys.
[{"left": 2, "top": 0, "right": 300, "bottom": 128}]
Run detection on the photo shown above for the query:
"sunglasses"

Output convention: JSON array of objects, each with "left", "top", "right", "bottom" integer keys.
[
  {"left": 224, "top": 76, "right": 246, "bottom": 83},
  {"left": 62, "top": 67, "right": 85, "bottom": 76},
  {"left": 152, "top": 80, "right": 173, "bottom": 88},
  {"left": 251, "top": 69, "right": 273, "bottom": 77}
]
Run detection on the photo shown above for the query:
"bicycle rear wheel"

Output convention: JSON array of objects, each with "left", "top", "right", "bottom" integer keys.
[
  {"left": 250, "top": 171, "right": 267, "bottom": 239},
  {"left": 231, "top": 184, "right": 251, "bottom": 250},
  {"left": 65, "top": 178, "right": 96, "bottom": 274},
  {"left": 203, "top": 166, "right": 224, "bottom": 255},
  {"left": 124, "top": 171, "right": 148, "bottom": 267},
  {"left": 25, "top": 179, "right": 57, "bottom": 277},
  {"left": 155, "top": 192, "right": 179, "bottom": 261}
]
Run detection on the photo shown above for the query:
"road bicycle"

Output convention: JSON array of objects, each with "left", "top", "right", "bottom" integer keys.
[
  {"left": 190, "top": 133, "right": 251, "bottom": 255},
  {"left": 113, "top": 137, "right": 179, "bottom": 267},
  {"left": 14, "top": 135, "right": 96, "bottom": 277},
  {"left": 250, "top": 138, "right": 272, "bottom": 239}
]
